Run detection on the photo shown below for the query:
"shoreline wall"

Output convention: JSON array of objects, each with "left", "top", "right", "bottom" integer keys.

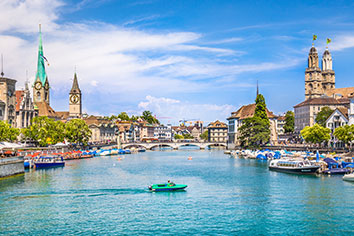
[{"left": 0, "top": 156, "right": 24, "bottom": 178}]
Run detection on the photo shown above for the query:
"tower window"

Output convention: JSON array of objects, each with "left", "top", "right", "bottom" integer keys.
[{"left": 37, "top": 92, "right": 41, "bottom": 101}]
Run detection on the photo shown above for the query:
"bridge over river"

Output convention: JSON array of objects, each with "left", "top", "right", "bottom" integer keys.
[{"left": 121, "top": 142, "right": 226, "bottom": 150}]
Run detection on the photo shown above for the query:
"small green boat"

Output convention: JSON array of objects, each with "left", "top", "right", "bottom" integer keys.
[{"left": 148, "top": 183, "right": 187, "bottom": 192}]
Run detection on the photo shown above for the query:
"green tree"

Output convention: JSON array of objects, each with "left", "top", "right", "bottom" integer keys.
[
  {"left": 0, "top": 121, "right": 19, "bottom": 142},
  {"left": 238, "top": 93, "right": 271, "bottom": 148},
  {"left": 300, "top": 123, "right": 331, "bottom": 145},
  {"left": 239, "top": 117, "right": 271, "bottom": 148},
  {"left": 283, "top": 111, "right": 295, "bottom": 133},
  {"left": 22, "top": 116, "right": 59, "bottom": 146},
  {"left": 334, "top": 125, "right": 354, "bottom": 149},
  {"left": 315, "top": 107, "right": 334, "bottom": 127},
  {"left": 254, "top": 94, "right": 269, "bottom": 124},
  {"left": 183, "top": 133, "right": 194, "bottom": 139},
  {"left": 118, "top": 112, "right": 130, "bottom": 121},
  {"left": 141, "top": 110, "right": 159, "bottom": 124},
  {"left": 65, "top": 119, "right": 92, "bottom": 145},
  {"left": 200, "top": 130, "right": 208, "bottom": 141},
  {"left": 174, "top": 134, "right": 184, "bottom": 139}
]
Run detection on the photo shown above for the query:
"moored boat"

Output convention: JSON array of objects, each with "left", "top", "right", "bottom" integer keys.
[
  {"left": 343, "top": 173, "right": 354, "bottom": 182},
  {"left": 148, "top": 182, "right": 187, "bottom": 192},
  {"left": 269, "top": 159, "right": 320, "bottom": 174},
  {"left": 34, "top": 156, "right": 65, "bottom": 169}
]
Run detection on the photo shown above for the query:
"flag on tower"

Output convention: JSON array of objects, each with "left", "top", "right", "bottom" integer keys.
[
  {"left": 41, "top": 55, "right": 50, "bottom": 66},
  {"left": 326, "top": 38, "right": 332, "bottom": 44},
  {"left": 313, "top": 35, "right": 317, "bottom": 41}
]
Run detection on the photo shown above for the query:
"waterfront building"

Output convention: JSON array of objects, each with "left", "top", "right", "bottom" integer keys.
[
  {"left": 349, "top": 96, "right": 354, "bottom": 125},
  {"left": 69, "top": 73, "right": 82, "bottom": 119},
  {"left": 227, "top": 103, "right": 278, "bottom": 149},
  {"left": 276, "top": 116, "right": 286, "bottom": 135},
  {"left": 207, "top": 120, "right": 227, "bottom": 142},
  {"left": 187, "top": 125, "right": 202, "bottom": 141},
  {"left": 15, "top": 83, "right": 37, "bottom": 128},
  {"left": 295, "top": 45, "right": 354, "bottom": 133},
  {"left": 0, "top": 73, "right": 16, "bottom": 126},
  {"left": 325, "top": 107, "right": 348, "bottom": 147},
  {"left": 154, "top": 124, "right": 172, "bottom": 142},
  {"left": 294, "top": 97, "right": 349, "bottom": 133},
  {"left": 140, "top": 124, "right": 156, "bottom": 142},
  {"left": 84, "top": 116, "right": 117, "bottom": 143}
]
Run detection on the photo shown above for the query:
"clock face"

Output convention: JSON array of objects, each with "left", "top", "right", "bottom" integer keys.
[
  {"left": 70, "top": 94, "right": 79, "bottom": 104},
  {"left": 35, "top": 81, "right": 42, "bottom": 90}
]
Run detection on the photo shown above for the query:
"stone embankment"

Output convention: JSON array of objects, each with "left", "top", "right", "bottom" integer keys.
[{"left": 0, "top": 156, "right": 24, "bottom": 178}]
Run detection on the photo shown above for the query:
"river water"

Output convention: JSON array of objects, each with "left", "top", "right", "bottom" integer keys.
[{"left": 1, "top": 149, "right": 354, "bottom": 235}]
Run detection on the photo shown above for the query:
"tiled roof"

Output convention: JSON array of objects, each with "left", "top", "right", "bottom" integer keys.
[
  {"left": 277, "top": 116, "right": 286, "bottom": 121},
  {"left": 35, "top": 102, "right": 57, "bottom": 117},
  {"left": 15, "top": 90, "right": 25, "bottom": 112},
  {"left": 228, "top": 103, "right": 277, "bottom": 120},
  {"left": 208, "top": 120, "right": 227, "bottom": 128},
  {"left": 337, "top": 107, "right": 348, "bottom": 120},
  {"left": 294, "top": 97, "right": 348, "bottom": 108},
  {"left": 56, "top": 111, "right": 70, "bottom": 120},
  {"left": 325, "top": 87, "right": 354, "bottom": 98},
  {"left": 84, "top": 115, "right": 114, "bottom": 127}
]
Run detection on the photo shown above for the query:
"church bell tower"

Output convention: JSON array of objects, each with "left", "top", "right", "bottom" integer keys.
[
  {"left": 305, "top": 46, "right": 322, "bottom": 99},
  {"left": 321, "top": 48, "right": 335, "bottom": 93},
  {"left": 69, "top": 72, "right": 82, "bottom": 118},
  {"left": 33, "top": 24, "right": 50, "bottom": 105}
]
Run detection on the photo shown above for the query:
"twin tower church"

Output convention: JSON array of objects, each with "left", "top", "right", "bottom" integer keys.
[{"left": 32, "top": 26, "right": 82, "bottom": 120}]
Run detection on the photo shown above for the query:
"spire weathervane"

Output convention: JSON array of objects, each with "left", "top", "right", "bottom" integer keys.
[{"left": 256, "top": 80, "right": 259, "bottom": 96}]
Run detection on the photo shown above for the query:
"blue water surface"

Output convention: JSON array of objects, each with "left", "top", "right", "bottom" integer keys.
[{"left": 1, "top": 149, "right": 354, "bottom": 235}]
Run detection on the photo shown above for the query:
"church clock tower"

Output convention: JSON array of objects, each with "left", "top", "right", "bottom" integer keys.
[
  {"left": 305, "top": 46, "right": 323, "bottom": 99},
  {"left": 69, "top": 73, "right": 82, "bottom": 118},
  {"left": 321, "top": 48, "right": 335, "bottom": 93},
  {"left": 33, "top": 25, "right": 50, "bottom": 105}
]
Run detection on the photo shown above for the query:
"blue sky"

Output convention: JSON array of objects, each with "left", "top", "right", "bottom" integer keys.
[{"left": 1, "top": 0, "right": 354, "bottom": 124}]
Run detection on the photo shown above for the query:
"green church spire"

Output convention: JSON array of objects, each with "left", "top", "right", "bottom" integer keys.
[{"left": 35, "top": 24, "right": 48, "bottom": 86}]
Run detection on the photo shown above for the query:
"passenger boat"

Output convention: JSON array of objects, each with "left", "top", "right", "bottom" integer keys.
[
  {"left": 148, "top": 183, "right": 187, "bottom": 192},
  {"left": 343, "top": 173, "right": 354, "bottom": 182},
  {"left": 34, "top": 156, "right": 65, "bottom": 169},
  {"left": 269, "top": 159, "right": 320, "bottom": 174}
]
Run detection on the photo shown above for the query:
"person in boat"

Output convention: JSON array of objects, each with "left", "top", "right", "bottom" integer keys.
[{"left": 167, "top": 180, "right": 175, "bottom": 187}]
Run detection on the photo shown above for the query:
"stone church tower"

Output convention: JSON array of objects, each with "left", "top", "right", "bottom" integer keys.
[
  {"left": 69, "top": 73, "right": 82, "bottom": 118},
  {"left": 305, "top": 46, "right": 335, "bottom": 100},
  {"left": 321, "top": 49, "right": 335, "bottom": 92},
  {"left": 33, "top": 25, "right": 50, "bottom": 105}
]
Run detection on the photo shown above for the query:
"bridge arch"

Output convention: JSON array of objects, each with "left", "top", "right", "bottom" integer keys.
[
  {"left": 205, "top": 143, "right": 227, "bottom": 148},
  {"left": 177, "top": 143, "right": 203, "bottom": 149},
  {"left": 149, "top": 144, "right": 174, "bottom": 150},
  {"left": 122, "top": 144, "right": 147, "bottom": 149}
]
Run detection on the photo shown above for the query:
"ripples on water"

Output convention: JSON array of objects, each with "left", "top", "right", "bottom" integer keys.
[{"left": 1, "top": 149, "right": 354, "bottom": 235}]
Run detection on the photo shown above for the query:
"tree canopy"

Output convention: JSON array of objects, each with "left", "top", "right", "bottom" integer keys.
[
  {"left": 0, "top": 121, "right": 19, "bottom": 142},
  {"left": 334, "top": 125, "right": 354, "bottom": 148},
  {"left": 283, "top": 111, "right": 294, "bottom": 133},
  {"left": 239, "top": 117, "right": 270, "bottom": 148},
  {"left": 200, "top": 130, "right": 208, "bottom": 141},
  {"left": 315, "top": 107, "right": 334, "bottom": 127},
  {"left": 239, "top": 93, "right": 271, "bottom": 148},
  {"left": 22, "top": 117, "right": 91, "bottom": 147},
  {"left": 65, "top": 119, "right": 92, "bottom": 145},
  {"left": 300, "top": 123, "right": 331, "bottom": 145}
]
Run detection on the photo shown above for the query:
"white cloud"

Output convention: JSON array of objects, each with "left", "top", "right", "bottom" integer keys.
[
  {"left": 0, "top": 0, "right": 301, "bottom": 116},
  {"left": 138, "top": 95, "right": 235, "bottom": 125},
  {"left": 328, "top": 35, "right": 354, "bottom": 51}
]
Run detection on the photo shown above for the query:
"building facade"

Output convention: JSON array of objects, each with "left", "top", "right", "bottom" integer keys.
[
  {"left": 294, "top": 97, "right": 349, "bottom": 133},
  {"left": 349, "top": 96, "right": 354, "bottom": 125},
  {"left": 227, "top": 103, "right": 278, "bottom": 149},
  {"left": 154, "top": 124, "right": 172, "bottom": 142},
  {"left": 0, "top": 74, "right": 16, "bottom": 125},
  {"left": 207, "top": 120, "right": 227, "bottom": 142},
  {"left": 15, "top": 83, "right": 37, "bottom": 128},
  {"left": 84, "top": 116, "right": 117, "bottom": 143}
]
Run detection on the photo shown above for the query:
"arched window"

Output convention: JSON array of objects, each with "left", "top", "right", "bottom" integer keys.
[{"left": 37, "top": 91, "right": 41, "bottom": 101}]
